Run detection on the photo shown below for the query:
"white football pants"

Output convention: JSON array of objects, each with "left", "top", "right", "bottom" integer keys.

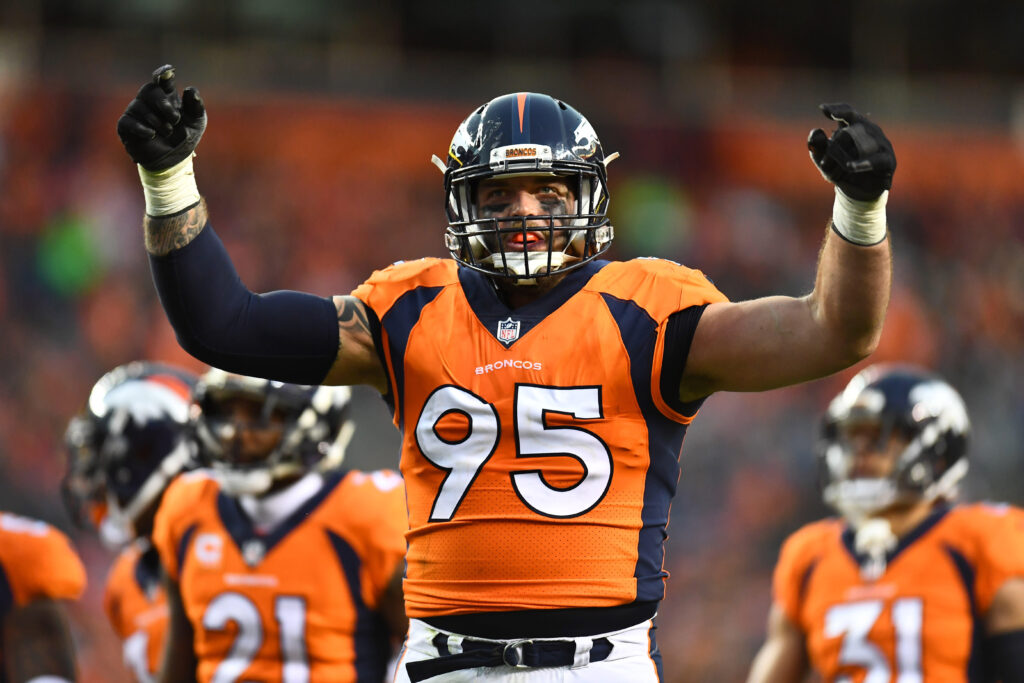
[{"left": 392, "top": 617, "right": 662, "bottom": 682}]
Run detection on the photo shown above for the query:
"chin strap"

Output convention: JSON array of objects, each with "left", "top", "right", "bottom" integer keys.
[{"left": 480, "top": 251, "right": 576, "bottom": 285}]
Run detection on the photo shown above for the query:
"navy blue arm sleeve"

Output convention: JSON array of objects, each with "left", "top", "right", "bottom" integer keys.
[
  {"left": 148, "top": 224, "right": 340, "bottom": 385},
  {"left": 985, "top": 629, "right": 1024, "bottom": 682}
]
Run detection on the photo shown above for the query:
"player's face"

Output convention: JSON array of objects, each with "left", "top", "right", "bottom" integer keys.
[
  {"left": 204, "top": 395, "right": 286, "bottom": 465},
  {"left": 475, "top": 175, "right": 577, "bottom": 252},
  {"left": 841, "top": 421, "right": 910, "bottom": 479}
]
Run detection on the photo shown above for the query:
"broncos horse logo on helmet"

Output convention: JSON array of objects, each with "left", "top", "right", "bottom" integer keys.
[
  {"left": 62, "top": 361, "right": 198, "bottom": 549},
  {"left": 817, "top": 363, "right": 970, "bottom": 525},
  {"left": 434, "top": 92, "right": 618, "bottom": 283}
]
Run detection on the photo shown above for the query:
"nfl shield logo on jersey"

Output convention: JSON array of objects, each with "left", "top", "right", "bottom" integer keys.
[{"left": 497, "top": 317, "right": 521, "bottom": 344}]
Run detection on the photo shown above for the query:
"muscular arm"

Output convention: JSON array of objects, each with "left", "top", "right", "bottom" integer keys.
[
  {"left": 680, "top": 227, "right": 890, "bottom": 402},
  {"left": 144, "top": 203, "right": 386, "bottom": 389},
  {"left": 143, "top": 198, "right": 209, "bottom": 257},
  {"left": 324, "top": 296, "right": 388, "bottom": 391},
  {"left": 746, "top": 603, "right": 809, "bottom": 683},
  {"left": 2, "top": 599, "right": 77, "bottom": 683},
  {"left": 157, "top": 574, "right": 197, "bottom": 683}
]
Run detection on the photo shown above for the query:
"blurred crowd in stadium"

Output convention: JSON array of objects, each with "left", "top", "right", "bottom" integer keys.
[{"left": 2, "top": 2, "right": 1023, "bottom": 680}]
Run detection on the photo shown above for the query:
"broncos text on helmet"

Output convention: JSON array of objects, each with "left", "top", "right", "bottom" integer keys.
[
  {"left": 434, "top": 92, "right": 618, "bottom": 283},
  {"left": 818, "top": 363, "right": 970, "bottom": 526},
  {"left": 62, "top": 361, "right": 198, "bottom": 549},
  {"left": 190, "top": 369, "right": 354, "bottom": 497}
]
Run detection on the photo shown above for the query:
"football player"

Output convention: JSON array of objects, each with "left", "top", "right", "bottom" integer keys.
[
  {"left": 747, "top": 364, "right": 1024, "bottom": 682},
  {"left": 151, "top": 369, "right": 407, "bottom": 682},
  {"left": 119, "top": 65, "right": 895, "bottom": 681},
  {"left": 62, "top": 361, "right": 198, "bottom": 682},
  {"left": 0, "top": 511, "right": 86, "bottom": 683}
]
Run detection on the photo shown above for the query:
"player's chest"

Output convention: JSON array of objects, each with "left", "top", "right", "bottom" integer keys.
[
  {"left": 180, "top": 520, "right": 353, "bottom": 613},
  {"left": 400, "top": 295, "right": 644, "bottom": 391},
  {"left": 803, "top": 551, "right": 975, "bottom": 677}
]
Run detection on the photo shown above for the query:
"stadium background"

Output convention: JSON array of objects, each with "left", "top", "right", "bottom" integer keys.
[{"left": 0, "top": 1, "right": 1022, "bottom": 680}]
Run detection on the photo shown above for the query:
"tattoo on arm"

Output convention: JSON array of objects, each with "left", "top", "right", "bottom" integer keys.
[
  {"left": 144, "top": 199, "right": 209, "bottom": 256},
  {"left": 336, "top": 297, "right": 371, "bottom": 342}
]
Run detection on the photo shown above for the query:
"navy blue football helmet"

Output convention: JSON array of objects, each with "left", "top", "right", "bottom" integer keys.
[
  {"left": 436, "top": 92, "right": 616, "bottom": 282},
  {"left": 818, "top": 364, "right": 970, "bottom": 523},
  {"left": 62, "top": 361, "right": 197, "bottom": 548}
]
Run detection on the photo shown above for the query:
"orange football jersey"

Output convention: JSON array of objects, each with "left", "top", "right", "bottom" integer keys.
[
  {"left": 0, "top": 511, "right": 87, "bottom": 673},
  {"left": 104, "top": 542, "right": 167, "bottom": 682},
  {"left": 352, "top": 257, "right": 727, "bottom": 617},
  {"left": 774, "top": 503, "right": 1024, "bottom": 682},
  {"left": 152, "top": 468, "right": 407, "bottom": 683}
]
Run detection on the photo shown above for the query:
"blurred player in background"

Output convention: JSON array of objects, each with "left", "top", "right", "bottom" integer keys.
[
  {"left": 118, "top": 64, "right": 895, "bottom": 681},
  {"left": 62, "top": 361, "right": 198, "bottom": 682},
  {"left": 152, "top": 369, "right": 407, "bottom": 682},
  {"left": 747, "top": 364, "right": 1024, "bottom": 682},
  {"left": 0, "top": 511, "right": 87, "bottom": 683}
]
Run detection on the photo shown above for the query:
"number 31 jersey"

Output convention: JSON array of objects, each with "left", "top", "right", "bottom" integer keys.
[
  {"left": 152, "top": 468, "right": 407, "bottom": 683},
  {"left": 774, "top": 503, "right": 1024, "bottom": 681},
  {"left": 352, "top": 257, "right": 727, "bottom": 618}
]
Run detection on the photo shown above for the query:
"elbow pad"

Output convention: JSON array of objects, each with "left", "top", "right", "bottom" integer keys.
[{"left": 148, "top": 225, "right": 339, "bottom": 385}]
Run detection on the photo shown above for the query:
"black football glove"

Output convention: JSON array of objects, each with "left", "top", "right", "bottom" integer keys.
[
  {"left": 808, "top": 103, "right": 895, "bottom": 201},
  {"left": 117, "top": 64, "right": 206, "bottom": 171}
]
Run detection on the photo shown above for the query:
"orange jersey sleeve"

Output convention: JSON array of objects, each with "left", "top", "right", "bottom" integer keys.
[
  {"left": 103, "top": 543, "right": 169, "bottom": 681},
  {"left": 585, "top": 259, "right": 729, "bottom": 423},
  {"left": 353, "top": 257, "right": 729, "bottom": 617},
  {"left": 943, "top": 502, "right": 1024, "bottom": 614},
  {"left": 324, "top": 470, "right": 407, "bottom": 610},
  {"left": 772, "top": 519, "right": 839, "bottom": 627},
  {"left": 0, "top": 511, "right": 86, "bottom": 608},
  {"left": 152, "top": 471, "right": 218, "bottom": 583},
  {"left": 103, "top": 547, "right": 136, "bottom": 639}
]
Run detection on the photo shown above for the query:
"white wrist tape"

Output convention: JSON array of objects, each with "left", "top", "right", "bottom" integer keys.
[
  {"left": 138, "top": 154, "right": 200, "bottom": 216},
  {"left": 832, "top": 188, "right": 888, "bottom": 245}
]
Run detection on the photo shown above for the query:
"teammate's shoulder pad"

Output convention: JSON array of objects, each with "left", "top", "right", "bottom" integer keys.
[
  {"left": 947, "top": 501, "right": 1024, "bottom": 534},
  {"left": 159, "top": 470, "right": 217, "bottom": 521},
  {"left": 0, "top": 512, "right": 86, "bottom": 603},
  {"left": 781, "top": 518, "right": 842, "bottom": 560}
]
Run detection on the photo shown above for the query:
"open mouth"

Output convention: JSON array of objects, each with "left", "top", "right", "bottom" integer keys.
[{"left": 505, "top": 231, "right": 545, "bottom": 250}]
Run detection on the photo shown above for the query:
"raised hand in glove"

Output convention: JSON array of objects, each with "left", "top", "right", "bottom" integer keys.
[
  {"left": 808, "top": 103, "right": 895, "bottom": 201},
  {"left": 117, "top": 64, "right": 206, "bottom": 171}
]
